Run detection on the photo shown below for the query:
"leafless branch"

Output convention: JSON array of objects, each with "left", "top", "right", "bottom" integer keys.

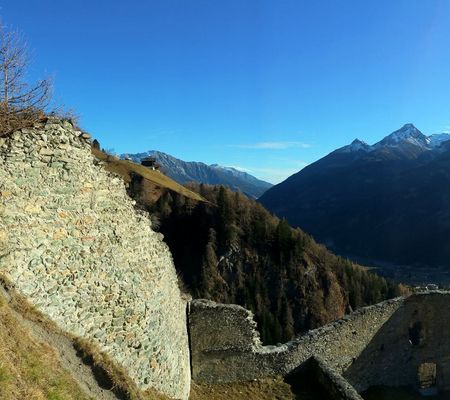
[{"left": 0, "top": 22, "right": 52, "bottom": 135}]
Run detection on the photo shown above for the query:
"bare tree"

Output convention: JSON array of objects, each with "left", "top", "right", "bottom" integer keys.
[{"left": 0, "top": 22, "right": 51, "bottom": 133}]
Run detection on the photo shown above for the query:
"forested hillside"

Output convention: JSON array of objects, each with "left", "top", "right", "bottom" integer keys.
[
  {"left": 259, "top": 124, "right": 450, "bottom": 282},
  {"left": 131, "top": 180, "right": 405, "bottom": 344}
]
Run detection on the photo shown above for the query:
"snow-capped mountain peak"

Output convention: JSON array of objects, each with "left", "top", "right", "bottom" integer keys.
[
  {"left": 210, "top": 164, "right": 249, "bottom": 177},
  {"left": 351, "top": 138, "right": 370, "bottom": 148},
  {"left": 375, "top": 123, "right": 429, "bottom": 148},
  {"left": 336, "top": 124, "right": 450, "bottom": 156},
  {"left": 336, "top": 138, "right": 371, "bottom": 153},
  {"left": 428, "top": 133, "right": 450, "bottom": 148}
]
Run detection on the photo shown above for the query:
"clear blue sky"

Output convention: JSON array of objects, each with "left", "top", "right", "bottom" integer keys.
[{"left": 1, "top": 0, "right": 450, "bottom": 183}]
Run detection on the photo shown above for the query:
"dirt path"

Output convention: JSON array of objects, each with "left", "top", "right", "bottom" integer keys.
[{"left": 0, "top": 285, "right": 120, "bottom": 400}]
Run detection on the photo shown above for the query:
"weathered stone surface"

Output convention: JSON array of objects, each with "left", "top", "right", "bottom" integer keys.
[
  {"left": 189, "top": 292, "right": 450, "bottom": 398},
  {"left": 0, "top": 118, "right": 190, "bottom": 399},
  {"left": 345, "top": 292, "right": 450, "bottom": 393},
  {"left": 189, "top": 299, "right": 261, "bottom": 353},
  {"left": 418, "top": 362, "right": 436, "bottom": 389},
  {"left": 189, "top": 297, "right": 404, "bottom": 384},
  {"left": 301, "top": 357, "right": 363, "bottom": 400},
  {"left": 189, "top": 292, "right": 450, "bottom": 395}
]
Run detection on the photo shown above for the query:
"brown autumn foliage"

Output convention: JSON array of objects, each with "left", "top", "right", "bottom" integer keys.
[{"left": 140, "top": 183, "right": 408, "bottom": 344}]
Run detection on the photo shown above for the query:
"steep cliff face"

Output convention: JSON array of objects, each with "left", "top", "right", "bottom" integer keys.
[{"left": 0, "top": 118, "right": 190, "bottom": 399}]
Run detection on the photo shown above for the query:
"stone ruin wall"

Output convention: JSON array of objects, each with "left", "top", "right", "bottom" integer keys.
[
  {"left": 0, "top": 119, "right": 190, "bottom": 400},
  {"left": 190, "top": 293, "right": 450, "bottom": 394},
  {"left": 344, "top": 292, "right": 450, "bottom": 392},
  {"left": 301, "top": 357, "right": 363, "bottom": 400},
  {"left": 189, "top": 297, "right": 404, "bottom": 383}
]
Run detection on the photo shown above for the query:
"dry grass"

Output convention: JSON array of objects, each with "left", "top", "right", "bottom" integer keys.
[
  {"left": 0, "top": 109, "right": 46, "bottom": 136},
  {"left": 0, "top": 292, "right": 91, "bottom": 400},
  {"left": 0, "top": 275, "right": 170, "bottom": 400},
  {"left": 189, "top": 378, "right": 296, "bottom": 400},
  {"left": 0, "top": 282, "right": 294, "bottom": 400},
  {"left": 92, "top": 148, "right": 206, "bottom": 203},
  {"left": 72, "top": 338, "right": 169, "bottom": 400},
  {"left": 0, "top": 276, "right": 66, "bottom": 337}
]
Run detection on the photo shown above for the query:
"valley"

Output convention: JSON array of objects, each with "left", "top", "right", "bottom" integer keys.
[
  {"left": 260, "top": 124, "right": 450, "bottom": 284},
  {"left": 2, "top": 3, "right": 450, "bottom": 399},
  {"left": 346, "top": 256, "right": 450, "bottom": 288}
]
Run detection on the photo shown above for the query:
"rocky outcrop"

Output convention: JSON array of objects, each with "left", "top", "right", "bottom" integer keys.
[{"left": 0, "top": 118, "right": 190, "bottom": 399}]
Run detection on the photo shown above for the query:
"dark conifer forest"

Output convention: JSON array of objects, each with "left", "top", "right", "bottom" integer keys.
[{"left": 131, "top": 181, "right": 404, "bottom": 344}]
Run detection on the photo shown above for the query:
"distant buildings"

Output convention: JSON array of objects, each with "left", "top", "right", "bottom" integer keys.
[
  {"left": 141, "top": 157, "right": 161, "bottom": 171},
  {"left": 414, "top": 284, "right": 440, "bottom": 292}
]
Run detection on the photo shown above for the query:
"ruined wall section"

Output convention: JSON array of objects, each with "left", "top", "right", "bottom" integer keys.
[
  {"left": 0, "top": 119, "right": 190, "bottom": 400},
  {"left": 303, "top": 357, "right": 363, "bottom": 400},
  {"left": 189, "top": 297, "right": 404, "bottom": 383},
  {"left": 345, "top": 292, "right": 450, "bottom": 392},
  {"left": 191, "top": 293, "right": 450, "bottom": 393}
]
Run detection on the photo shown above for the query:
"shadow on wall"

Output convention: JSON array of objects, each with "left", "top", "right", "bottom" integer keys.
[
  {"left": 188, "top": 297, "right": 404, "bottom": 384},
  {"left": 344, "top": 292, "right": 450, "bottom": 393},
  {"left": 286, "top": 357, "right": 363, "bottom": 400},
  {"left": 189, "top": 293, "right": 450, "bottom": 399}
]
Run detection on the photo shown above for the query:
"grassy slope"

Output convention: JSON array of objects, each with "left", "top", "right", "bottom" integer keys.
[
  {"left": 0, "top": 292, "right": 91, "bottom": 400},
  {"left": 0, "top": 275, "right": 170, "bottom": 400},
  {"left": 0, "top": 279, "right": 295, "bottom": 400},
  {"left": 92, "top": 148, "right": 205, "bottom": 203}
]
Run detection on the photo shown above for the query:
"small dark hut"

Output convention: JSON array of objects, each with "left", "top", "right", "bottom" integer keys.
[{"left": 141, "top": 156, "right": 161, "bottom": 171}]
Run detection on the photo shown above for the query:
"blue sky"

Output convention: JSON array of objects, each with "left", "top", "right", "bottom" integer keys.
[{"left": 1, "top": 0, "right": 450, "bottom": 183}]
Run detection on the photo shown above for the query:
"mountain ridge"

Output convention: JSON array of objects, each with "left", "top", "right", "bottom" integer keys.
[
  {"left": 121, "top": 150, "right": 272, "bottom": 199},
  {"left": 337, "top": 123, "right": 450, "bottom": 154},
  {"left": 259, "top": 124, "right": 450, "bottom": 283}
]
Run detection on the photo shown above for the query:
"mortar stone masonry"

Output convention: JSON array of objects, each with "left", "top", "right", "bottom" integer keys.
[
  {"left": 344, "top": 291, "right": 450, "bottom": 392},
  {"left": 298, "top": 357, "right": 364, "bottom": 400},
  {"left": 189, "top": 292, "right": 450, "bottom": 396},
  {"left": 189, "top": 296, "right": 404, "bottom": 383},
  {"left": 0, "top": 118, "right": 190, "bottom": 400}
]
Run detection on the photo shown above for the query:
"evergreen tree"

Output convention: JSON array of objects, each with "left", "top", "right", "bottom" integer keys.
[
  {"left": 200, "top": 228, "right": 218, "bottom": 296},
  {"left": 216, "top": 185, "right": 236, "bottom": 248},
  {"left": 280, "top": 295, "right": 295, "bottom": 341},
  {"left": 144, "top": 183, "right": 405, "bottom": 345}
]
